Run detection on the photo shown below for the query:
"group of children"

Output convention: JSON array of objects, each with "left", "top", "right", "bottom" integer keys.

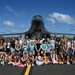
[{"left": 0, "top": 34, "right": 75, "bottom": 68}]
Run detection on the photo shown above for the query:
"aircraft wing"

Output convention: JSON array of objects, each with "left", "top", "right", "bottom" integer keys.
[
  {"left": 0, "top": 32, "right": 25, "bottom": 36},
  {"left": 50, "top": 32, "right": 75, "bottom": 35},
  {"left": 0, "top": 32, "right": 75, "bottom": 36}
]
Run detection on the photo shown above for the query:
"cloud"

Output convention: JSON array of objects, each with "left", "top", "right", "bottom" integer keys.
[
  {"left": 6, "top": 5, "right": 25, "bottom": 17},
  {"left": 19, "top": 25, "right": 25, "bottom": 29},
  {"left": 3, "top": 19, "right": 25, "bottom": 33},
  {"left": 6, "top": 27, "right": 16, "bottom": 33},
  {"left": 66, "top": 29, "right": 70, "bottom": 32},
  {"left": 3, "top": 20, "right": 25, "bottom": 28},
  {"left": 5, "top": 24, "right": 25, "bottom": 33},
  {"left": 11, "top": 30, "right": 15, "bottom": 33},
  {"left": 47, "top": 12, "right": 75, "bottom": 25},
  {"left": 47, "top": 18, "right": 56, "bottom": 25},
  {"left": 3, "top": 20, "right": 15, "bottom": 27}
]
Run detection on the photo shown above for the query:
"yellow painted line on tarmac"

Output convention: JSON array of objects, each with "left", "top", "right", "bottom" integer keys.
[{"left": 24, "top": 63, "right": 31, "bottom": 75}]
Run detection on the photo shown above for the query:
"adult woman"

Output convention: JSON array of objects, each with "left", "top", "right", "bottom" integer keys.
[
  {"left": 35, "top": 40, "right": 41, "bottom": 56},
  {"left": 6, "top": 39, "right": 11, "bottom": 54},
  {"left": 22, "top": 41, "right": 28, "bottom": 56},
  {"left": 15, "top": 39, "right": 21, "bottom": 56},
  {"left": 63, "top": 41, "right": 69, "bottom": 54}
]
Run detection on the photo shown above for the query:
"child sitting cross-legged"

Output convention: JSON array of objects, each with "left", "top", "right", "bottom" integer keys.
[
  {"left": 35, "top": 52, "right": 44, "bottom": 66},
  {"left": 43, "top": 52, "right": 50, "bottom": 65}
]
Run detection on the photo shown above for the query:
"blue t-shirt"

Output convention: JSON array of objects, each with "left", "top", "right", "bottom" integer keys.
[
  {"left": 29, "top": 45, "right": 35, "bottom": 52},
  {"left": 42, "top": 44, "right": 47, "bottom": 51}
]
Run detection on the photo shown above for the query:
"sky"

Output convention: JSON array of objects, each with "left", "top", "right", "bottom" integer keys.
[{"left": 0, "top": 0, "right": 75, "bottom": 35}]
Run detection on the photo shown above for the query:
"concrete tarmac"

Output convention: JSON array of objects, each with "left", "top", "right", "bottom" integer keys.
[
  {"left": 0, "top": 64, "right": 75, "bottom": 75},
  {"left": 29, "top": 64, "right": 75, "bottom": 75}
]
